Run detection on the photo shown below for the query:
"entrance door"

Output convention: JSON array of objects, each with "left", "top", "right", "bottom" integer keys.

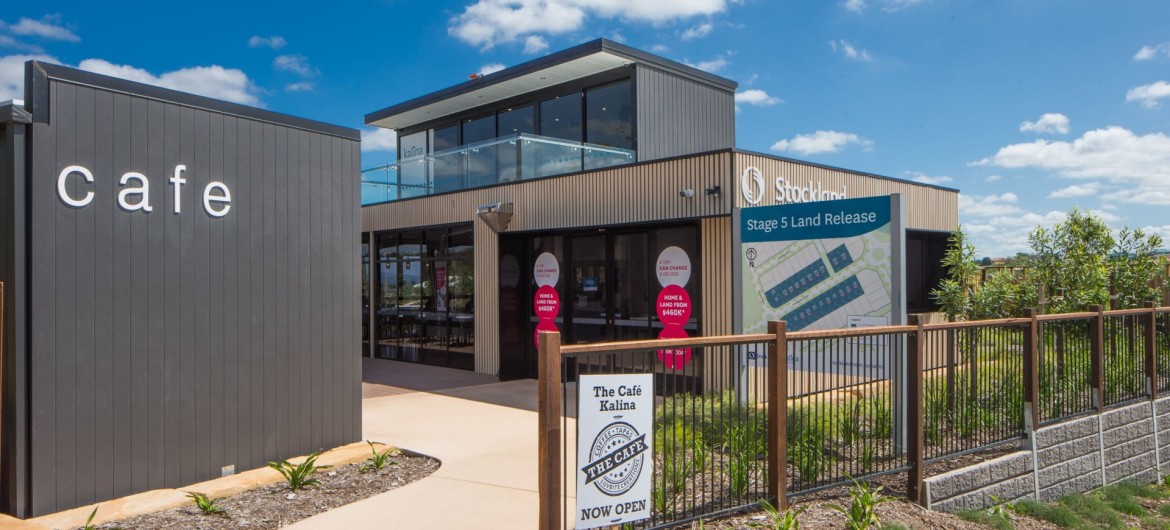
[{"left": 568, "top": 233, "right": 653, "bottom": 344}]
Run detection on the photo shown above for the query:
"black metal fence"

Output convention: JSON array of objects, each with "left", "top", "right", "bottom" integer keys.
[{"left": 536, "top": 304, "right": 1170, "bottom": 530}]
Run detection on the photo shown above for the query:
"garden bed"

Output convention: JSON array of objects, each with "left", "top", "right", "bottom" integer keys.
[{"left": 94, "top": 450, "right": 438, "bottom": 529}]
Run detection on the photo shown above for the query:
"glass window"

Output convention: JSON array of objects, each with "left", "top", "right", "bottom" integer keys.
[
  {"left": 431, "top": 124, "right": 462, "bottom": 193},
  {"left": 463, "top": 114, "right": 498, "bottom": 188},
  {"left": 399, "top": 131, "right": 427, "bottom": 161},
  {"left": 539, "top": 94, "right": 582, "bottom": 142},
  {"left": 462, "top": 114, "right": 496, "bottom": 145},
  {"left": 448, "top": 226, "right": 474, "bottom": 259},
  {"left": 585, "top": 81, "right": 633, "bottom": 149},
  {"left": 498, "top": 106, "right": 534, "bottom": 137},
  {"left": 430, "top": 124, "right": 459, "bottom": 152}
]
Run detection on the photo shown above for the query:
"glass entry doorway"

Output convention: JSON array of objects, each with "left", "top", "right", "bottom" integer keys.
[
  {"left": 497, "top": 225, "right": 699, "bottom": 380},
  {"left": 568, "top": 233, "right": 654, "bottom": 344}
]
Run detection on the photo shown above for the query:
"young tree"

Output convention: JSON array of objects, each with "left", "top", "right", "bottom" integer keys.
[
  {"left": 1028, "top": 208, "right": 1114, "bottom": 313},
  {"left": 1109, "top": 227, "right": 1164, "bottom": 308}
]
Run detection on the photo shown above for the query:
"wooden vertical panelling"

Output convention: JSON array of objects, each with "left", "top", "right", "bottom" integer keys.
[
  {"left": 474, "top": 218, "right": 501, "bottom": 375},
  {"left": 701, "top": 216, "right": 732, "bottom": 391},
  {"left": 19, "top": 65, "right": 361, "bottom": 516}
]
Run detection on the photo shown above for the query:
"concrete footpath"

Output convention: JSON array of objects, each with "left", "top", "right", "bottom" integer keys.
[{"left": 288, "top": 360, "right": 570, "bottom": 529}]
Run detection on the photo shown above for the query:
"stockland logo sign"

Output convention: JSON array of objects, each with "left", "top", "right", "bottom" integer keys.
[
  {"left": 576, "top": 373, "right": 653, "bottom": 529},
  {"left": 741, "top": 165, "right": 849, "bottom": 206},
  {"left": 741, "top": 166, "right": 765, "bottom": 205}
]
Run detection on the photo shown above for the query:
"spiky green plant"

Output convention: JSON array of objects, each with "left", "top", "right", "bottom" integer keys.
[
  {"left": 829, "top": 477, "right": 892, "bottom": 530},
  {"left": 186, "top": 491, "right": 226, "bottom": 515},
  {"left": 360, "top": 440, "right": 397, "bottom": 473},
  {"left": 750, "top": 499, "right": 806, "bottom": 530},
  {"left": 268, "top": 450, "right": 331, "bottom": 491}
]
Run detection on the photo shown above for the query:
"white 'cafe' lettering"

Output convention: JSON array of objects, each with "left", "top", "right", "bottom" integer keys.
[{"left": 57, "top": 164, "right": 233, "bottom": 217}]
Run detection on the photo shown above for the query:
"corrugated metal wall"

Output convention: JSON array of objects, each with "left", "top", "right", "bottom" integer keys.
[
  {"left": 17, "top": 64, "right": 361, "bottom": 517},
  {"left": 733, "top": 153, "right": 959, "bottom": 231},
  {"left": 635, "top": 66, "right": 735, "bottom": 162}
]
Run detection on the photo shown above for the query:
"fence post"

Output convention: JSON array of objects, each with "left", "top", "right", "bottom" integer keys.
[
  {"left": 767, "top": 321, "right": 788, "bottom": 510},
  {"left": 1023, "top": 309, "right": 1040, "bottom": 446},
  {"left": 1147, "top": 302, "right": 1158, "bottom": 400},
  {"left": 945, "top": 328, "right": 956, "bottom": 413},
  {"left": 538, "top": 331, "right": 562, "bottom": 530},
  {"left": 907, "top": 314, "right": 925, "bottom": 505},
  {"left": 1090, "top": 304, "right": 1105, "bottom": 413}
]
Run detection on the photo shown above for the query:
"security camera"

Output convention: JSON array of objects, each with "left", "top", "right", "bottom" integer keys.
[{"left": 679, "top": 188, "right": 694, "bottom": 198}]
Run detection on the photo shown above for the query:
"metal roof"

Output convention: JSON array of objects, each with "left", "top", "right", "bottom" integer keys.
[{"left": 364, "top": 38, "right": 739, "bottom": 131}]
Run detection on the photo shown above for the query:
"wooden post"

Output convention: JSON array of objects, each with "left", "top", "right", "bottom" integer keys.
[
  {"left": 945, "top": 328, "right": 956, "bottom": 413},
  {"left": 1090, "top": 305, "right": 1105, "bottom": 413},
  {"left": 1023, "top": 309, "right": 1040, "bottom": 441},
  {"left": 538, "top": 331, "right": 563, "bottom": 530},
  {"left": 767, "top": 321, "right": 788, "bottom": 510},
  {"left": 1146, "top": 302, "right": 1158, "bottom": 400},
  {"left": 907, "top": 315, "right": 926, "bottom": 505}
]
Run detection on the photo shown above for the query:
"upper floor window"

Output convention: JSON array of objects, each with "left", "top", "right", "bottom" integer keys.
[
  {"left": 540, "top": 94, "right": 582, "bottom": 142},
  {"left": 585, "top": 81, "right": 632, "bottom": 150}
]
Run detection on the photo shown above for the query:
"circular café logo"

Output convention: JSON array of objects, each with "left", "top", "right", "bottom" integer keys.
[
  {"left": 655, "top": 246, "right": 691, "bottom": 288},
  {"left": 741, "top": 166, "right": 765, "bottom": 205},
  {"left": 583, "top": 421, "right": 648, "bottom": 496},
  {"left": 534, "top": 252, "right": 559, "bottom": 287}
]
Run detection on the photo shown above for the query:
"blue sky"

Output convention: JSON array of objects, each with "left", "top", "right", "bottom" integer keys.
[{"left": 3, "top": 0, "right": 1168, "bottom": 257}]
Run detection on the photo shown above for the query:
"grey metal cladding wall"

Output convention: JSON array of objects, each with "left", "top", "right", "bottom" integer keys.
[
  {"left": 635, "top": 65, "right": 735, "bottom": 161},
  {"left": 24, "top": 70, "right": 360, "bottom": 516}
]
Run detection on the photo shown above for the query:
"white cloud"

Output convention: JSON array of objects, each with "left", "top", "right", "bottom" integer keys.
[
  {"left": 248, "top": 35, "right": 287, "bottom": 50},
  {"left": 843, "top": 0, "right": 930, "bottom": 13},
  {"left": 1019, "top": 113, "right": 1070, "bottom": 135},
  {"left": 905, "top": 171, "right": 953, "bottom": 185},
  {"left": 362, "top": 127, "right": 398, "bottom": 153},
  {"left": 681, "top": 22, "right": 713, "bottom": 40},
  {"left": 1126, "top": 81, "right": 1170, "bottom": 109},
  {"left": 984, "top": 175, "right": 1003, "bottom": 183},
  {"left": 1134, "top": 43, "right": 1170, "bottom": 61},
  {"left": 0, "top": 35, "right": 44, "bottom": 53},
  {"left": 735, "top": 89, "right": 781, "bottom": 107},
  {"left": 9, "top": 15, "right": 79, "bottom": 42},
  {"left": 1047, "top": 182, "right": 1101, "bottom": 199},
  {"left": 685, "top": 55, "right": 728, "bottom": 72},
  {"left": 973, "top": 126, "right": 1170, "bottom": 204},
  {"left": 77, "top": 58, "right": 262, "bottom": 106},
  {"left": 273, "top": 54, "right": 317, "bottom": 77},
  {"left": 523, "top": 35, "right": 549, "bottom": 54},
  {"left": 448, "top": 0, "right": 732, "bottom": 49},
  {"left": 829, "top": 39, "right": 873, "bottom": 62},
  {"left": 771, "top": 130, "right": 874, "bottom": 156},
  {"left": 650, "top": 44, "right": 670, "bottom": 53},
  {"left": 958, "top": 192, "right": 1021, "bottom": 218},
  {"left": 0, "top": 53, "right": 58, "bottom": 100},
  {"left": 477, "top": 63, "right": 506, "bottom": 76},
  {"left": 284, "top": 82, "right": 314, "bottom": 92}
]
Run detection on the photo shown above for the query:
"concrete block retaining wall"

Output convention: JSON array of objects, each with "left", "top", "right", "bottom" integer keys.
[{"left": 926, "top": 397, "right": 1170, "bottom": 512}]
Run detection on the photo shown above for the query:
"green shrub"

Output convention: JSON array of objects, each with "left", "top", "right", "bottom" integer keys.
[
  {"left": 750, "top": 499, "right": 806, "bottom": 530},
  {"left": 829, "top": 477, "right": 891, "bottom": 530},
  {"left": 955, "top": 508, "right": 1013, "bottom": 530},
  {"left": 186, "top": 491, "right": 226, "bottom": 515},
  {"left": 360, "top": 440, "right": 398, "bottom": 473},
  {"left": 1011, "top": 500, "right": 1080, "bottom": 528},
  {"left": 726, "top": 421, "right": 766, "bottom": 497},
  {"left": 268, "top": 450, "right": 331, "bottom": 491}
]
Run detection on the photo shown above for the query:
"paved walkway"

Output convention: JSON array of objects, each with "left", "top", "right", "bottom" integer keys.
[{"left": 288, "top": 359, "right": 570, "bottom": 529}]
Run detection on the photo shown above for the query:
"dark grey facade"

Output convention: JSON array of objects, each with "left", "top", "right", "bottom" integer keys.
[
  {"left": 0, "top": 62, "right": 361, "bottom": 517},
  {"left": 634, "top": 65, "right": 734, "bottom": 161}
]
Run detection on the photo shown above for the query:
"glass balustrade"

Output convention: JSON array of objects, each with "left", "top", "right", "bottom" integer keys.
[{"left": 359, "top": 133, "right": 635, "bottom": 205}]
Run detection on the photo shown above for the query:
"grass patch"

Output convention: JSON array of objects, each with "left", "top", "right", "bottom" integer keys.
[
  {"left": 955, "top": 508, "right": 1014, "bottom": 530},
  {"left": 1012, "top": 500, "right": 1081, "bottom": 528}
]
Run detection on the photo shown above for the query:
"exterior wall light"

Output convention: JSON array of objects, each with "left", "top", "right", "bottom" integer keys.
[{"left": 476, "top": 202, "right": 514, "bottom": 232}]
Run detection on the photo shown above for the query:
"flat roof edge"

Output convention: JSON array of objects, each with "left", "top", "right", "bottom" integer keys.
[
  {"left": 0, "top": 100, "right": 31, "bottom": 124},
  {"left": 364, "top": 38, "right": 738, "bottom": 128},
  {"left": 28, "top": 61, "right": 360, "bottom": 141},
  {"left": 732, "top": 148, "right": 962, "bottom": 193}
]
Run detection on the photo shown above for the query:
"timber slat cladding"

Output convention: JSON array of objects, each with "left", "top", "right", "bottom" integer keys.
[{"left": 18, "top": 68, "right": 360, "bottom": 517}]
